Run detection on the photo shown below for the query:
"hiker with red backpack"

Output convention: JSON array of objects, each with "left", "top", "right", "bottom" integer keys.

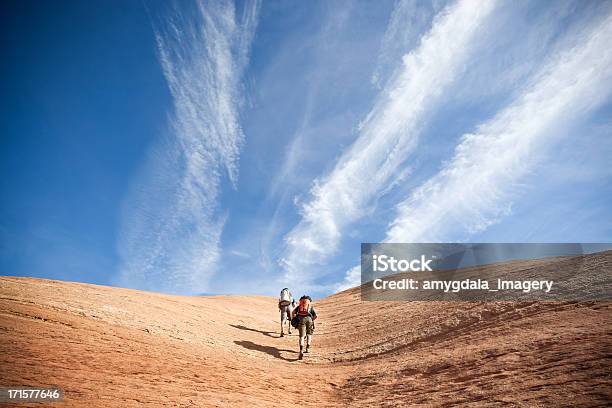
[{"left": 291, "top": 295, "right": 317, "bottom": 360}]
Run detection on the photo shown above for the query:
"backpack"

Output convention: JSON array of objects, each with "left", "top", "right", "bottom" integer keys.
[
  {"left": 279, "top": 288, "right": 291, "bottom": 306},
  {"left": 297, "top": 297, "right": 311, "bottom": 316}
]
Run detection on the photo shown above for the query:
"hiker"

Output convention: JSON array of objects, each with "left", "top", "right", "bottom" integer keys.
[
  {"left": 278, "top": 288, "right": 295, "bottom": 337},
  {"left": 291, "top": 295, "right": 317, "bottom": 360}
]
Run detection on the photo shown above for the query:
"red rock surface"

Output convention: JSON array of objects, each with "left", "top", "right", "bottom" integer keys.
[{"left": 1, "top": 252, "right": 611, "bottom": 407}]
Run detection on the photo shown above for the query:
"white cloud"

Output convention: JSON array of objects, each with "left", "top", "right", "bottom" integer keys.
[
  {"left": 385, "top": 11, "right": 612, "bottom": 243},
  {"left": 117, "top": 0, "right": 260, "bottom": 294},
  {"left": 280, "top": 0, "right": 498, "bottom": 286},
  {"left": 334, "top": 265, "right": 361, "bottom": 292},
  {"left": 372, "top": 0, "right": 446, "bottom": 88}
]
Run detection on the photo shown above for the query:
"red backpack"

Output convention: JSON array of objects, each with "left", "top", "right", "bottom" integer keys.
[{"left": 298, "top": 297, "right": 311, "bottom": 316}]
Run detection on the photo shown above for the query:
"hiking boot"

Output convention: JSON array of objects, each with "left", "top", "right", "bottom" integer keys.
[
  {"left": 305, "top": 346, "right": 310, "bottom": 353},
  {"left": 298, "top": 352, "right": 304, "bottom": 360},
  {"left": 280, "top": 332, "right": 284, "bottom": 337}
]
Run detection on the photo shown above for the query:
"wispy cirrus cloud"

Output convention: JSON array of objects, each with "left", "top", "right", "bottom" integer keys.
[
  {"left": 280, "top": 0, "right": 498, "bottom": 286},
  {"left": 385, "top": 9, "right": 612, "bottom": 243},
  {"left": 117, "top": 0, "right": 260, "bottom": 294},
  {"left": 371, "top": 0, "right": 446, "bottom": 88}
]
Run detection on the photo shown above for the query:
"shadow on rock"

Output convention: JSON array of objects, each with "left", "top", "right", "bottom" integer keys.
[
  {"left": 229, "top": 324, "right": 279, "bottom": 338},
  {"left": 234, "top": 340, "right": 299, "bottom": 362}
]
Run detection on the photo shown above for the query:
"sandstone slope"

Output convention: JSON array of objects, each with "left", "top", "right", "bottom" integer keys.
[{"left": 1, "top": 251, "right": 610, "bottom": 407}]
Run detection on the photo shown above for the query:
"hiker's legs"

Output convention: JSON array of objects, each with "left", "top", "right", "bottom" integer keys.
[
  {"left": 304, "top": 317, "right": 314, "bottom": 352},
  {"left": 298, "top": 316, "right": 314, "bottom": 354},
  {"left": 288, "top": 311, "right": 292, "bottom": 333},
  {"left": 298, "top": 320, "right": 306, "bottom": 346},
  {"left": 287, "top": 309, "right": 292, "bottom": 334},
  {"left": 280, "top": 307, "right": 287, "bottom": 335},
  {"left": 298, "top": 318, "right": 307, "bottom": 354}
]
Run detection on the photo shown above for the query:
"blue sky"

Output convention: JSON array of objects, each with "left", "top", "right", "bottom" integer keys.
[{"left": 1, "top": 0, "right": 611, "bottom": 297}]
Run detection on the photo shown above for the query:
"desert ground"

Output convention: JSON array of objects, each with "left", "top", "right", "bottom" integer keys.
[{"left": 1, "top": 252, "right": 611, "bottom": 407}]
